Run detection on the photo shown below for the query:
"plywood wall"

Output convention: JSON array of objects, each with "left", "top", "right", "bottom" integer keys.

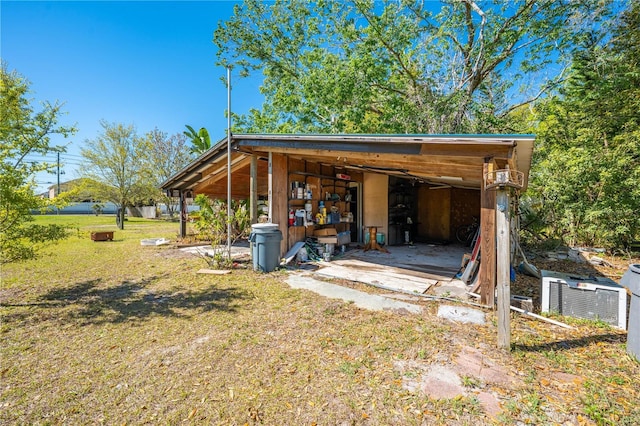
[
  {"left": 450, "top": 188, "right": 481, "bottom": 236},
  {"left": 417, "top": 186, "right": 451, "bottom": 242},
  {"left": 363, "top": 173, "right": 389, "bottom": 238}
]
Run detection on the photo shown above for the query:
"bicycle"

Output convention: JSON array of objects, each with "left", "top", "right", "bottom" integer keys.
[{"left": 455, "top": 217, "right": 479, "bottom": 246}]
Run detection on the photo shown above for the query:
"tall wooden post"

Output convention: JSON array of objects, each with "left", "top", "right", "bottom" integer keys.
[
  {"left": 480, "top": 158, "right": 496, "bottom": 306},
  {"left": 496, "top": 186, "right": 511, "bottom": 350},
  {"left": 179, "top": 190, "right": 187, "bottom": 239},
  {"left": 250, "top": 155, "right": 258, "bottom": 224},
  {"left": 270, "top": 153, "right": 288, "bottom": 256}
]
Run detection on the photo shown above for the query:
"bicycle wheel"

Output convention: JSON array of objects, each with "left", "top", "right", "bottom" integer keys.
[{"left": 455, "top": 225, "right": 471, "bottom": 244}]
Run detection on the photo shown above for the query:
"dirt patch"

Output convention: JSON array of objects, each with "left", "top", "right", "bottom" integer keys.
[
  {"left": 453, "top": 345, "right": 516, "bottom": 386},
  {"left": 394, "top": 344, "right": 521, "bottom": 418}
]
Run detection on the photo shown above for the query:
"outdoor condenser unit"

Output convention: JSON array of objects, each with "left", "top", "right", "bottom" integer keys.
[{"left": 540, "top": 270, "right": 628, "bottom": 330}]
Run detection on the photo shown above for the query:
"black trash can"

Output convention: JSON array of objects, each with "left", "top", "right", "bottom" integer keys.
[
  {"left": 621, "top": 264, "right": 640, "bottom": 361},
  {"left": 248, "top": 223, "right": 283, "bottom": 272}
]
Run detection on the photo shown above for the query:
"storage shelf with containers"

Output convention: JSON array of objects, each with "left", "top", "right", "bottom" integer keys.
[
  {"left": 288, "top": 170, "right": 352, "bottom": 228},
  {"left": 284, "top": 157, "right": 362, "bottom": 250},
  {"left": 286, "top": 161, "right": 357, "bottom": 251}
]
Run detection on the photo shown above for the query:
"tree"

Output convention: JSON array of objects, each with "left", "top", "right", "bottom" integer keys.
[
  {"left": 145, "top": 128, "right": 193, "bottom": 218},
  {"left": 0, "top": 64, "right": 75, "bottom": 264},
  {"left": 184, "top": 125, "right": 211, "bottom": 155},
  {"left": 80, "top": 121, "right": 154, "bottom": 229},
  {"left": 191, "top": 194, "right": 251, "bottom": 269},
  {"left": 215, "top": 0, "right": 611, "bottom": 134},
  {"left": 527, "top": 1, "right": 640, "bottom": 249}
]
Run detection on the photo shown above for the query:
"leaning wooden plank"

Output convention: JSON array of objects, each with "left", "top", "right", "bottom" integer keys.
[
  {"left": 460, "top": 233, "right": 481, "bottom": 284},
  {"left": 197, "top": 269, "right": 232, "bottom": 275},
  {"left": 315, "top": 262, "right": 436, "bottom": 294},
  {"left": 468, "top": 272, "right": 481, "bottom": 293}
]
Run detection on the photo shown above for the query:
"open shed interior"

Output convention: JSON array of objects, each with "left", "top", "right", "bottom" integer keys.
[
  {"left": 163, "top": 133, "right": 533, "bottom": 262},
  {"left": 265, "top": 156, "right": 483, "bottom": 249},
  {"left": 387, "top": 175, "right": 481, "bottom": 246}
]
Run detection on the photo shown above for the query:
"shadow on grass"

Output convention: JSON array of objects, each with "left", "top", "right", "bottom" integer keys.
[
  {"left": 513, "top": 332, "right": 626, "bottom": 353},
  {"left": 4, "top": 276, "right": 251, "bottom": 325}
]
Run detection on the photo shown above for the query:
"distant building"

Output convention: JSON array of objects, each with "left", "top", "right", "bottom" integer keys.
[{"left": 46, "top": 178, "right": 94, "bottom": 201}]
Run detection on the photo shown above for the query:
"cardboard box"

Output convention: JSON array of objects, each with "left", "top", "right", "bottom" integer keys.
[
  {"left": 314, "top": 228, "right": 337, "bottom": 237},
  {"left": 315, "top": 228, "right": 337, "bottom": 244},
  {"left": 317, "top": 236, "right": 338, "bottom": 244}
]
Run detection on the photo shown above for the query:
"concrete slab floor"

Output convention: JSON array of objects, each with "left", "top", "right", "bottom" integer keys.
[
  {"left": 343, "top": 242, "right": 467, "bottom": 280},
  {"left": 286, "top": 274, "right": 423, "bottom": 314}
]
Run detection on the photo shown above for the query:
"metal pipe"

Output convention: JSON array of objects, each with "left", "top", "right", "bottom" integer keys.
[{"left": 227, "top": 66, "right": 232, "bottom": 260}]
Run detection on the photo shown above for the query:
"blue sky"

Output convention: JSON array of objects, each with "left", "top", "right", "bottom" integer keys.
[{"left": 2, "top": 0, "right": 262, "bottom": 193}]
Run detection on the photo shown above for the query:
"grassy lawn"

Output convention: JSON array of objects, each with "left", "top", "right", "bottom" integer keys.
[{"left": 1, "top": 215, "right": 639, "bottom": 424}]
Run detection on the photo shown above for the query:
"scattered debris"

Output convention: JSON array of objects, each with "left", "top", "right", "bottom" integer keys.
[
  {"left": 510, "top": 305, "right": 573, "bottom": 329},
  {"left": 437, "top": 305, "right": 486, "bottom": 325},
  {"left": 459, "top": 236, "right": 481, "bottom": 283},
  {"left": 196, "top": 269, "right": 232, "bottom": 275},
  {"left": 588, "top": 255, "right": 613, "bottom": 267},
  {"left": 516, "top": 242, "right": 540, "bottom": 278},
  {"left": 140, "top": 238, "right": 171, "bottom": 246},
  {"left": 518, "top": 260, "right": 540, "bottom": 278},
  {"left": 510, "top": 294, "right": 533, "bottom": 312},
  {"left": 432, "top": 280, "right": 469, "bottom": 298},
  {"left": 281, "top": 241, "right": 306, "bottom": 265}
]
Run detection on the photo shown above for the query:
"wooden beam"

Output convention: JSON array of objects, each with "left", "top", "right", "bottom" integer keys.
[
  {"left": 240, "top": 145, "right": 513, "bottom": 163},
  {"left": 179, "top": 190, "right": 187, "bottom": 238},
  {"left": 271, "top": 153, "right": 288, "bottom": 256},
  {"left": 237, "top": 139, "right": 514, "bottom": 159},
  {"left": 480, "top": 158, "right": 496, "bottom": 306},
  {"left": 199, "top": 156, "right": 252, "bottom": 186},
  {"left": 496, "top": 187, "right": 511, "bottom": 350},
  {"left": 250, "top": 155, "right": 258, "bottom": 224}
]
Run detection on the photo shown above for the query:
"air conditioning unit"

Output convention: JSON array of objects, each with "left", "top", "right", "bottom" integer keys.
[{"left": 541, "top": 270, "right": 628, "bottom": 329}]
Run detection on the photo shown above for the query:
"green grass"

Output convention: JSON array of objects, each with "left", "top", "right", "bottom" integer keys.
[{"left": 1, "top": 215, "right": 639, "bottom": 425}]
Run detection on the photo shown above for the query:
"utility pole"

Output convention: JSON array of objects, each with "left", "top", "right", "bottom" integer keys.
[
  {"left": 227, "top": 66, "right": 232, "bottom": 260},
  {"left": 56, "top": 151, "right": 61, "bottom": 215},
  {"left": 57, "top": 151, "right": 61, "bottom": 197}
]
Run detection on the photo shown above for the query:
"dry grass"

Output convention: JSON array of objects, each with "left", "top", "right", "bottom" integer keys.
[{"left": 1, "top": 216, "right": 639, "bottom": 425}]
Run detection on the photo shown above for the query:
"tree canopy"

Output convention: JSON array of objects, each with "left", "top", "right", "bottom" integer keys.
[
  {"left": 80, "top": 121, "right": 154, "bottom": 229},
  {"left": 184, "top": 125, "right": 211, "bottom": 155},
  {"left": 0, "top": 64, "right": 75, "bottom": 263},
  {"left": 146, "top": 128, "right": 193, "bottom": 217},
  {"left": 528, "top": 1, "right": 640, "bottom": 249},
  {"left": 215, "top": 0, "right": 610, "bottom": 134}
]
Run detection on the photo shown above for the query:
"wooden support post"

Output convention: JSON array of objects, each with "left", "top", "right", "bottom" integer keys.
[
  {"left": 268, "top": 152, "right": 273, "bottom": 221},
  {"left": 179, "top": 190, "right": 187, "bottom": 239},
  {"left": 250, "top": 155, "right": 258, "bottom": 224},
  {"left": 480, "top": 157, "right": 496, "bottom": 306},
  {"left": 270, "top": 153, "right": 288, "bottom": 256},
  {"left": 496, "top": 187, "right": 511, "bottom": 350}
]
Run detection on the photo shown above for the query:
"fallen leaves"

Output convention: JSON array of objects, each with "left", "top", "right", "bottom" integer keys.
[{"left": 2, "top": 223, "right": 639, "bottom": 425}]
